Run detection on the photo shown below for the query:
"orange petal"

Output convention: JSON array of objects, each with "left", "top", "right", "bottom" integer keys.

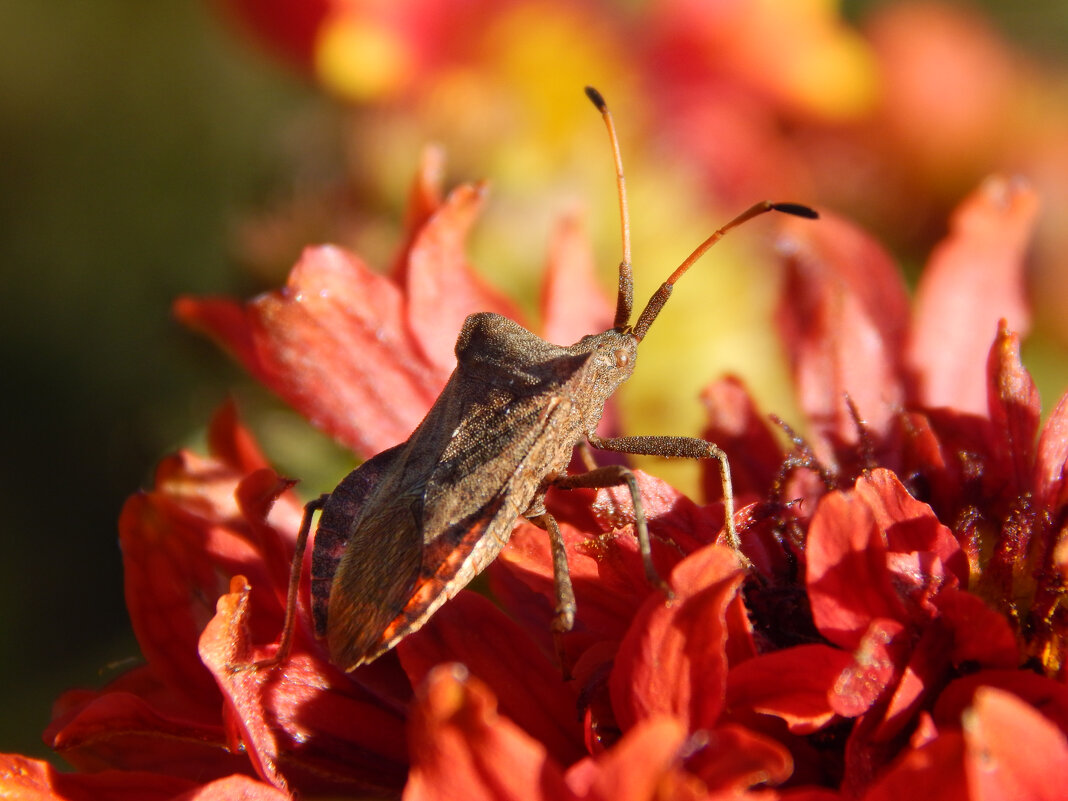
[
  {"left": 404, "top": 664, "right": 573, "bottom": 801},
  {"left": 0, "top": 753, "right": 197, "bottom": 801},
  {"left": 565, "top": 716, "right": 703, "bottom": 801},
  {"left": 962, "top": 688, "right": 1068, "bottom": 800},
  {"left": 610, "top": 543, "right": 745, "bottom": 731}
]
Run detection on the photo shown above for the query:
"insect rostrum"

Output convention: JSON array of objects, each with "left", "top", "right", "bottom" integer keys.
[{"left": 260, "top": 87, "right": 818, "bottom": 673}]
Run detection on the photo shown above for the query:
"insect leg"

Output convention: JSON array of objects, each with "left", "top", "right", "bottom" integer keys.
[
  {"left": 230, "top": 493, "right": 328, "bottom": 672},
  {"left": 525, "top": 511, "right": 577, "bottom": 634},
  {"left": 586, "top": 434, "right": 741, "bottom": 556},
  {"left": 526, "top": 511, "right": 577, "bottom": 677},
  {"left": 576, "top": 440, "right": 600, "bottom": 471},
  {"left": 552, "top": 465, "right": 671, "bottom": 596}
]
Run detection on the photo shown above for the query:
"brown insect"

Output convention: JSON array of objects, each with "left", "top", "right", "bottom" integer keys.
[{"left": 259, "top": 87, "right": 817, "bottom": 672}]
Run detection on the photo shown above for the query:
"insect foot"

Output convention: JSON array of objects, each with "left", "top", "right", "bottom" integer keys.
[{"left": 249, "top": 87, "right": 816, "bottom": 675}]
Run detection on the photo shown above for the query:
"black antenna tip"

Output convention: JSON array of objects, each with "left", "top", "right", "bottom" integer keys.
[
  {"left": 771, "top": 202, "right": 819, "bottom": 220},
  {"left": 584, "top": 86, "right": 608, "bottom": 112}
]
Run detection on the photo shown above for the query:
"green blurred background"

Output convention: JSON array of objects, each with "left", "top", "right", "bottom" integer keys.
[
  {"left": 0, "top": 2, "right": 314, "bottom": 758},
  {"left": 1, "top": 0, "right": 1067, "bottom": 762}
]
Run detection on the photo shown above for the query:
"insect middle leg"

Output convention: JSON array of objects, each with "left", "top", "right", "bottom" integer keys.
[
  {"left": 551, "top": 464, "right": 671, "bottom": 595},
  {"left": 525, "top": 511, "right": 577, "bottom": 633},
  {"left": 587, "top": 434, "right": 740, "bottom": 554},
  {"left": 525, "top": 509, "right": 578, "bottom": 677}
]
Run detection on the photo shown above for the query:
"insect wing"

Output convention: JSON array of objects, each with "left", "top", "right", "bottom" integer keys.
[
  {"left": 324, "top": 473, "right": 427, "bottom": 670},
  {"left": 310, "top": 443, "right": 406, "bottom": 639},
  {"left": 325, "top": 313, "right": 594, "bottom": 668},
  {"left": 366, "top": 390, "right": 577, "bottom": 663}
]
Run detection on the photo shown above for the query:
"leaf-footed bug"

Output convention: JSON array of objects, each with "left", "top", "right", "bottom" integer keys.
[{"left": 248, "top": 86, "right": 817, "bottom": 673}]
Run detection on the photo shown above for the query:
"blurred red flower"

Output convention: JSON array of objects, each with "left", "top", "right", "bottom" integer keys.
[
  {"left": 6, "top": 156, "right": 1068, "bottom": 799},
  {"left": 210, "top": 0, "right": 1068, "bottom": 378}
]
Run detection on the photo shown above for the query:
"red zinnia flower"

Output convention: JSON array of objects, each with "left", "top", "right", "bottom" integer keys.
[{"left": 7, "top": 157, "right": 1067, "bottom": 799}]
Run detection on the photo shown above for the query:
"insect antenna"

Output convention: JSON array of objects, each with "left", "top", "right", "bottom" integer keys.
[
  {"left": 584, "top": 86, "right": 633, "bottom": 330},
  {"left": 585, "top": 86, "right": 818, "bottom": 341},
  {"left": 632, "top": 201, "right": 818, "bottom": 341}
]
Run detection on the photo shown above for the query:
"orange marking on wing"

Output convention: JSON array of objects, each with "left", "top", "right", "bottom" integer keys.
[{"left": 376, "top": 498, "right": 503, "bottom": 645}]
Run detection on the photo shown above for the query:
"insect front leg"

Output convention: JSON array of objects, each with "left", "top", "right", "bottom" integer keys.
[
  {"left": 551, "top": 465, "right": 671, "bottom": 596},
  {"left": 229, "top": 493, "right": 328, "bottom": 672},
  {"left": 587, "top": 434, "right": 741, "bottom": 556}
]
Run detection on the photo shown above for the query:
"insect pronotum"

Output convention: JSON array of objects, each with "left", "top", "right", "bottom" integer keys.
[{"left": 252, "top": 86, "right": 817, "bottom": 673}]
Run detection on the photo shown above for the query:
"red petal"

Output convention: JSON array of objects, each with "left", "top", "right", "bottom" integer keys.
[
  {"left": 872, "top": 623, "right": 952, "bottom": 743},
  {"left": 172, "top": 775, "right": 291, "bottom": 801},
  {"left": 900, "top": 409, "right": 997, "bottom": 540},
  {"left": 179, "top": 180, "right": 528, "bottom": 458},
  {"left": 699, "top": 376, "right": 784, "bottom": 501},
  {"left": 806, "top": 489, "right": 905, "bottom": 649},
  {"left": 491, "top": 512, "right": 646, "bottom": 658},
  {"left": 492, "top": 471, "right": 716, "bottom": 661},
  {"left": 862, "top": 732, "right": 969, "bottom": 801},
  {"left": 0, "top": 754, "right": 197, "bottom": 801},
  {"left": 173, "top": 296, "right": 259, "bottom": 379},
  {"left": 213, "top": 0, "right": 327, "bottom": 68},
  {"left": 685, "top": 723, "right": 794, "bottom": 793},
  {"left": 962, "top": 688, "right": 1068, "bottom": 801},
  {"left": 590, "top": 472, "right": 719, "bottom": 555},
  {"left": 393, "top": 145, "right": 447, "bottom": 272},
  {"left": 775, "top": 212, "right": 909, "bottom": 453},
  {"left": 177, "top": 244, "right": 440, "bottom": 457},
  {"left": 934, "top": 670, "right": 1068, "bottom": 737},
  {"left": 908, "top": 176, "right": 1039, "bottom": 414},
  {"left": 249, "top": 244, "right": 443, "bottom": 456},
  {"left": 198, "top": 578, "right": 409, "bottom": 797},
  {"left": 539, "top": 216, "right": 615, "bottom": 347},
  {"left": 1034, "top": 390, "right": 1068, "bottom": 513},
  {"left": 404, "top": 182, "right": 523, "bottom": 372},
  {"left": 854, "top": 468, "right": 967, "bottom": 584},
  {"left": 726, "top": 644, "right": 854, "bottom": 733},
  {"left": 397, "top": 591, "right": 586, "bottom": 766},
  {"left": 206, "top": 400, "right": 271, "bottom": 475},
  {"left": 934, "top": 589, "right": 1018, "bottom": 669},
  {"left": 987, "top": 322, "right": 1041, "bottom": 494},
  {"left": 563, "top": 716, "right": 690, "bottom": 801},
  {"left": 610, "top": 544, "right": 745, "bottom": 731},
  {"left": 119, "top": 456, "right": 301, "bottom": 709},
  {"left": 829, "top": 618, "right": 906, "bottom": 718},
  {"left": 723, "top": 588, "right": 759, "bottom": 666},
  {"left": 780, "top": 790, "right": 845, "bottom": 801},
  {"left": 45, "top": 683, "right": 243, "bottom": 778},
  {"left": 404, "top": 664, "right": 574, "bottom": 801}
]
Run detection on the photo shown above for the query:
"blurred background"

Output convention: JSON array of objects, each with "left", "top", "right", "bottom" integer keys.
[{"left": 2, "top": 0, "right": 1068, "bottom": 761}]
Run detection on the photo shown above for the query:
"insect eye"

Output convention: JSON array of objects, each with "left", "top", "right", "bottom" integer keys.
[{"left": 614, "top": 348, "right": 630, "bottom": 369}]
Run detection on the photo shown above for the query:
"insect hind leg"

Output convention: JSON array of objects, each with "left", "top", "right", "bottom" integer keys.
[{"left": 227, "top": 493, "right": 328, "bottom": 673}]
